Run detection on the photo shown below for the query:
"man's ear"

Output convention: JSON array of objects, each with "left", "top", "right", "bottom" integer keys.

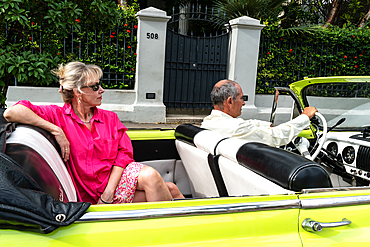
[{"left": 227, "top": 97, "right": 233, "bottom": 105}]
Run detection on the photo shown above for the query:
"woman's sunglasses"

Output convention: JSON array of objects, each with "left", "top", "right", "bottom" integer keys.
[{"left": 82, "top": 81, "right": 102, "bottom": 91}]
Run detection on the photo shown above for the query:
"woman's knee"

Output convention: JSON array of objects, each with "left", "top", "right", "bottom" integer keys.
[{"left": 138, "top": 166, "right": 164, "bottom": 186}]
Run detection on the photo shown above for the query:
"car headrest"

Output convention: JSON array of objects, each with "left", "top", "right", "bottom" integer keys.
[
  {"left": 175, "top": 124, "right": 204, "bottom": 145},
  {"left": 175, "top": 124, "right": 229, "bottom": 155}
]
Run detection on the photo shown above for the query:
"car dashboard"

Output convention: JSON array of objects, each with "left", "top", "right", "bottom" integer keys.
[{"left": 323, "top": 130, "right": 370, "bottom": 184}]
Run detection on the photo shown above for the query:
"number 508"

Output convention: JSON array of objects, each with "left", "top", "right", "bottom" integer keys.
[{"left": 147, "top": 33, "right": 159, "bottom": 39}]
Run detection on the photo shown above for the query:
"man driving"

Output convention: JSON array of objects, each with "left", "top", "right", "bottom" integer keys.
[{"left": 201, "top": 79, "right": 318, "bottom": 146}]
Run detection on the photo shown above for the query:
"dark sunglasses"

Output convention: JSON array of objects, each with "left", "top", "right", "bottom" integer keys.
[{"left": 82, "top": 81, "right": 102, "bottom": 91}]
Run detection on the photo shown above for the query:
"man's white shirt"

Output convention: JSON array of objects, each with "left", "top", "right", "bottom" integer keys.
[{"left": 201, "top": 110, "right": 310, "bottom": 147}]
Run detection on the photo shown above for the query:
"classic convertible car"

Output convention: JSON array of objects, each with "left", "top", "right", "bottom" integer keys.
[{"left": 1, "top": 76, "right": 370, "bottom": 246}]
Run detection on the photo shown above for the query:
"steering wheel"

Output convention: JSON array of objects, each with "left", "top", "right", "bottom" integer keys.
[
  {"left": 294, "top": 112, "right": 327, "bottom": 161},
  {"left": 310, "top": 112, "right": 327, "bottom": 160}
]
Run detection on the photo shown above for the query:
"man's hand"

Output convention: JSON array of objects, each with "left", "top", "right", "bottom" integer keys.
[{"left": 301, "top": 106, "right": 318, "bottom": 119}]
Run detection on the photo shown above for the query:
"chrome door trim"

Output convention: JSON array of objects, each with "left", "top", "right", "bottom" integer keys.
[
  {"left": 302, "top": 186, "right": 370, "bottom": 194},
  {"left": 301, "top": 195, "right": 370, "bottom": 209},
  {"left": 78, "top": 199, "right": 300, "bottom": 222}
]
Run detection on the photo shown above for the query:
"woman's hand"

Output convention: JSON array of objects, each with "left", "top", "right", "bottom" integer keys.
[
  {"left": 53, "top": 127, "right": 70, "bottom": 162},
  {"left": 98, "top": 166, "right": 124, "bottom": 204},
  {"left": 97, "top": 192, "right": 114, "bottom": 204}
]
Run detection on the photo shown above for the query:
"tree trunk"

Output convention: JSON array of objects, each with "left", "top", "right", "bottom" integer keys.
[
  {"left": 358, "top": 7, "right": 370, "bottom": 28},
  {"left": 323, "top": 0, "right": 343, "bottom": 28},
  {"left": 117, "top": 0, "right": 127, "bottom": 7}
]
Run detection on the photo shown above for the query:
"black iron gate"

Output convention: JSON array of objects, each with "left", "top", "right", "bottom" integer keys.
[{"left": 164, "top": 6, "right": 230, "bottom": 109}]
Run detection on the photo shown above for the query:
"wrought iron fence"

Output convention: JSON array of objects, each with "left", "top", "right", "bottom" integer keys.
[{"left": 6, "top": 21, "right": 137, "bottom": 89}]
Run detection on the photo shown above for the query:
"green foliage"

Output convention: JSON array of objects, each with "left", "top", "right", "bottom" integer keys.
[
  {"left": 214, "top": 0, "right": 286, "bottom": 21},
  {"left": 55, "top": 2, "right": 140, "bottom": 89},
  {"left": 257, "top": 21, "right": 370, "bottom": 93},
  {"left": 0, "top": 0, "right": 137, "bottom": 107}
]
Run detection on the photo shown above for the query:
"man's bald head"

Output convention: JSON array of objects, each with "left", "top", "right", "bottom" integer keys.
[{"left": 210, "top": 80, "right": 240, "bottom": 110}]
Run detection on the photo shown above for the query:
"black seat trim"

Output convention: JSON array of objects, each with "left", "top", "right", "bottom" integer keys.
[
  {"left": 208, "top": 154, "right": 228, "bottom": 197},
  {"left": 236, "top": 142, "right": 332, "bottom": 191}
]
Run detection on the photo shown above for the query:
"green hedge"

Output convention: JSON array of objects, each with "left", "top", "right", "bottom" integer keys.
[
  {"left": 257, "top": 21, "right": 370, "bottom": 93},
  {"left": 2, "top": 2, "right": 139, "bottom": 90}
]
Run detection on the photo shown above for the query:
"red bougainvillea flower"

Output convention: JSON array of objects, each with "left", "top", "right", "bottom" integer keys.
[
  {"left": 31, "top": 22, "right": 34, "bottom": 26},
  {"left": 127, "top": 30, "right": 131, "bottom": 33},
  {"left": 267, "top": 52, "right": 270, "bottom": 55},
  {"left": 134, "top": 53, "right": 137, "bottom": 55},
  {"left": 124, "top": 23, "right": 128, "bottom": 27},
  {"left": 75, "top": 19, "right": 80, "bottom": 23},
  {"left": 110, "top": 35, "right": 114, "bottom": 38},
  {"left": 355, "top": 65, "right": 358, "bottom": 68},
  {"left": 134, "top": 25, "right": 138, "bottom": 29},
  {"left": 112, "top": 32, "right": 116, "bottom": 35},
  {"left": 360, "top": 54, "right": 363, "bottom": 56},
  {"left": 331, "top": 68, "right": 334, "bottom": 70},
  {"left": 29, "top": 37, "right": 32, "bottom": 40},
  {"left": 280, "top": 38, "right": 283, "bottom": 41},
  {"left": 57, "top": 53, "right": 60, "bottom": 55},
  {"left": 128, "top": 46, "right": 131, "bottom": 49},
  {"left": 288, "top": 49, "right": 293, "bottom": 53},
  {"left": 344, "top": 55, "right": 347, "bottom": 58},
  {"left": 355, "top": 56, "right": 357, "bottom": 59},
  {"left": 131, "top": 68, "right": 134, "bottom": 71},
  {"left": 352, "top": 35, "right": 355, "bottom": 38}
]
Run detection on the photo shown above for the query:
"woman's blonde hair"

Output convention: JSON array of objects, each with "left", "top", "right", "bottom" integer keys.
[{"left": 53, "top": 62, "right": 103, "bottom": 103}]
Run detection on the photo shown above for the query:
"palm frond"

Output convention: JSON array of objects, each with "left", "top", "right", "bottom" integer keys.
[{"left": 278, "top": 25, "right": 322, "bottom": 36}]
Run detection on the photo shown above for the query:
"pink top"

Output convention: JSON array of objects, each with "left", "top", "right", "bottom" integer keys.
[{"left": 16, "top": 100, "right": 134, "bottom": 203}]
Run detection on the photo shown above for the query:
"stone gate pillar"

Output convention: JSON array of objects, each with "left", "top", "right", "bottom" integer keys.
[
  {"left": 133, "top": 7, "right": 170, "bottom": 123},
  {"left": 227, "top": 16, "right": 264, "bottom": 120}
]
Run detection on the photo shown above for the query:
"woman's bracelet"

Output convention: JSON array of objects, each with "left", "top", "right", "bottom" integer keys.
[{"left": 100, "top": 196, "right": 113, "bottom": 204}]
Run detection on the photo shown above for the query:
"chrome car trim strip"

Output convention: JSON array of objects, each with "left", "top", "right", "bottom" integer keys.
[
  {"left": 301, "top": 195, "right": 370, "bottom": 209},
  {"left": 302, "top": 186, "right": 370, "bottom": 194},
  {"left": 77, "top": 199, "right": 300, "bottom": 222}
]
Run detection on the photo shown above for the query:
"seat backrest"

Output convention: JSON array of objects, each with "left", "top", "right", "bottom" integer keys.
[
  {"left": 217, "top": 139, "right": 333, "bottom": 192},
  {"left": 6, "top": 126, "right": 77, "bottom": 202},
  {"left": 175, "top": 124, "right": 332, "bottom": 198},
  {"left": 175, "top": 140, "right": 219, "bottom": 198},
  {"left": 218, "top": 155, "right": 292, "bottom": 196}
]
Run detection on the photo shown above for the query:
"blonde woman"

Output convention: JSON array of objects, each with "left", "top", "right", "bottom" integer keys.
[{"left": 4, "top": 61, "right": 184, "bottom": 204}]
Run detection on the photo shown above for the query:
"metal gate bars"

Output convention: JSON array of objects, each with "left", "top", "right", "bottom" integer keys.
[{"left": 164, "top": 5, "right": 230, "bottom": 110}]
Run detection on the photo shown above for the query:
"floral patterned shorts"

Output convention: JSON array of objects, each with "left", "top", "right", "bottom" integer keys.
[{"left": 113, "top": 162, "right": 146, "bottom": 204}]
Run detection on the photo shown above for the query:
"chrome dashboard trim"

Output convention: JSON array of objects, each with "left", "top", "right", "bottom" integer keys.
[
  {"left": 301, "top": 195, "right": 370, "bottom": 209},
  {"left": 77, "top": 199, "right": 300, "bottom": 222}
]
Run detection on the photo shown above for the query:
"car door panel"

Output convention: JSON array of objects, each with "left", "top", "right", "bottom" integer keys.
[
  {"left": 0, "top": 195, "right": 303, "bottom": 246},
  {"left": 299, "top": 189, "right": 370, "bottom": 246}
]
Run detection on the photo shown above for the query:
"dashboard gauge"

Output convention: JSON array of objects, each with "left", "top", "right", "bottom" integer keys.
[
  {"left": 342, "top": 146, "right": 356, "bottom": 164},
  {"left": 326, "top": 142, "right": 338, "bottom": 156}
]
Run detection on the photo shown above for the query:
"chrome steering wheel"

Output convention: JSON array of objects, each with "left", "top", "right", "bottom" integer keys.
[
  {"left": 294, "top": 112, "right": 327, "bottom": 161},
  {"left": 310, "top": 112, "right": 327, "bottom": 160}
]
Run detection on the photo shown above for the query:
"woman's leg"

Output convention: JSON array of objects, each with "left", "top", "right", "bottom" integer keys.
[
  {"left": 166, "top": 182, "right": 185, "bottom": 199},
  {"left": 134, "top": 166, "right": 173, "bottom": 202}
]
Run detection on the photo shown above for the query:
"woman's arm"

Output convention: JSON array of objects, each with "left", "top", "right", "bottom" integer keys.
[
  {"left": 98, "top": 165, "right": 124, "bottom": 204},
  {"left": 4, "top": 104, "right": 71, "bottom": 161}
]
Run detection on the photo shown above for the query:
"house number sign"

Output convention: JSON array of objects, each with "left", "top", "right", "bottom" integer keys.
[{"left": 147, "top": 33, "right": 159, "bottom": 39}]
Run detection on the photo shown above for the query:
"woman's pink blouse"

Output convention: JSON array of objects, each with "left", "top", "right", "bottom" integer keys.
[{"left": 16, "top": 100, "right": 134, "bottom": 203}]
